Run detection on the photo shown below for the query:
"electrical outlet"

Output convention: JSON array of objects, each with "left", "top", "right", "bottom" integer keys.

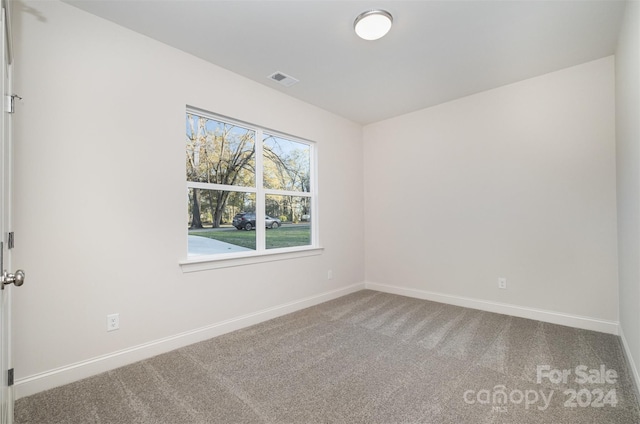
[
  {"left": 328, "top": 270, "right": 333, "bottom": 280},
  {"left": 498, "top": 277, "right": 507, "bottom": 290},
  {"left": 107, "top": 313, "right": 119, "bottom": 331}
]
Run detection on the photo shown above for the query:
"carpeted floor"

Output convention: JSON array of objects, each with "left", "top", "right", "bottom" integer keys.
[{"left": 15, "top": 290, "right": 640, "bottom": 423}]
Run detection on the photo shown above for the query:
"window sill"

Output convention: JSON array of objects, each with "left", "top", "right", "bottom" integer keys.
[{"left": 179, "top": 246, "right": 324, "bottom": 272}]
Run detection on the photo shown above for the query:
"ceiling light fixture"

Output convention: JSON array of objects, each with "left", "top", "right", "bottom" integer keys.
[{"left": 354, "top": 10, "right": 393, "bottom": 41}]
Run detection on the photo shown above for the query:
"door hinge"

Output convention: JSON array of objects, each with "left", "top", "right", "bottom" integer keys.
[
  {"left": 7, "top": 368, "right": 13, "bottom": 387},
  {"left": 7, "top": 232, "right": 14, "bottom": 249},
  {"left": 4, "top": 94, "right": 21, "bottom": 114}
]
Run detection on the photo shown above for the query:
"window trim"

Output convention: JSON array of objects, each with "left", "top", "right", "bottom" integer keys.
[
  {"left": 179, "top": 246, "right": 324, "bottom": 272},
  {"left": 184, "top": 106, "right": 319, "bottom": 266}
]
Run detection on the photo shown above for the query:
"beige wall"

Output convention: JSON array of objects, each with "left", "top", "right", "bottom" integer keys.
[
  {"left": 363, "top": 57, "right": 618, "bottom": 322},
  {"left": 616, "top": 0, "right": 640, "bottom": 384},
  {"left": 11, "top": 0, "right": 364, "bottom": 395}
]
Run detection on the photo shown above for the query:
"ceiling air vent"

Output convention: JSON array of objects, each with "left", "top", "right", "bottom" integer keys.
[{"left": 268, "top": 71, "right": 299, "bottom": 87}]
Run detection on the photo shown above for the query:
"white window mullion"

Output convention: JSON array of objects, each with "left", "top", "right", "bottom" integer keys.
[
  {"left": 255, "top": 129, "right": 265, "bottom": 251},
  {"left": 263, "top": 189, "right": 312, "bottom": 198},
  {"left": 310, "top": 142, "right": 318, "bottom": 247},
  {"left": 187, "top": 181, "right": 256, "bottom": 194}
]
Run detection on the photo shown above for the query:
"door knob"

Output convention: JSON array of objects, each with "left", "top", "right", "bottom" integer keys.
[{"left": 1, "top": 269, "right": 25, "bottom": 289}]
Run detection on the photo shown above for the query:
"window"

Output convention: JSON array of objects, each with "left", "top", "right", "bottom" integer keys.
[{"left": 186, "top": 108, "right": 316, "bottom": 260}]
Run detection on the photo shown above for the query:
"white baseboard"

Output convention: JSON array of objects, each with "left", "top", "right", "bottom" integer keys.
[
  {"left": 15, "top": 282, "right": 365, "bottom": 399},
  {"left": 16, "top": 281, "right": 621, "bottom": 399},
  {"left": 365, "top": 282, "right": 619, "bottom": 335},
  {"left": 619, "top": 326, "right": 640, "bottom": 397}
]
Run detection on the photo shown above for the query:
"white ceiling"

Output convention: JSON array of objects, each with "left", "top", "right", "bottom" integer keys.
[{"left": 63, "top": 0, "right": 626, "bottom": 125}]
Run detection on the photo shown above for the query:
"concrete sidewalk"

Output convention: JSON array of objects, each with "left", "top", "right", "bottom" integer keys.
[{"left": 188, "top": 235, "right": 252, "bottom": 255}]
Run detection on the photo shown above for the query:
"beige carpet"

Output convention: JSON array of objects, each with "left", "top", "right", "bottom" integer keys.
[{"left": 15, "top": 290, "right": 640, "bottom": 423}]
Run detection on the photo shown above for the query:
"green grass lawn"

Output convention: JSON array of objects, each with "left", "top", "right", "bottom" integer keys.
[{"left": 189, "top": 225, "right": 311, "bottom": 250}]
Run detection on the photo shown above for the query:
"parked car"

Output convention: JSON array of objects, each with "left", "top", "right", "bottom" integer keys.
[{"left": 232, "top": 212, "right": 281, "bottom": 230}]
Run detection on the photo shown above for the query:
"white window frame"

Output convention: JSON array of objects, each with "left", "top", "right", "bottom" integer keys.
[{"left": 180, "top": 107, "right": 321, "bottom": 272}]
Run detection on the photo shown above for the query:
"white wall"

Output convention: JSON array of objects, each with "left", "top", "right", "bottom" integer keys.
[
  {"left": 363, "top": 57, "right": 618, "bottom": 326},
  {"left": 10, "top": 0, "right": 628, "bottom": 399},
  {"left": 616, "top": 0, "right": 640, "bottom": 386},
  {"left": 11, "top": 1, "right": 364, "bottom": 396}
]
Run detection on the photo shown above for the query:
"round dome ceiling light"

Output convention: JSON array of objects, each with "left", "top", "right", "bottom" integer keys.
[{"left": 354, "top": 10, "right": 393, "bottom": 41}]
